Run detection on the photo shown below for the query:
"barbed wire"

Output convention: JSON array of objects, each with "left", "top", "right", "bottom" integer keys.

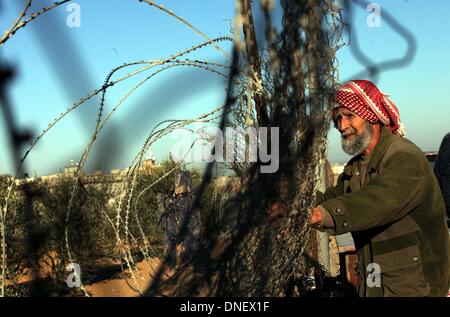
[
  {"left": 0, "top": 0, "right": 71, "bottom": 47},
  {"left": 0, "top": 1, "right": 233, "bottom": 296},
  {"left": 142, "top": 0, "right": 342, "bottom": 296}
]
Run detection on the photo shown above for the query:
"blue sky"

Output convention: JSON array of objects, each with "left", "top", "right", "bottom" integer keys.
[
  {"left": 332, "top": 0, "right": 450, "bottom": 163},
  {"left": 0, "top": 0, "right": 449, "bottom": 175}
]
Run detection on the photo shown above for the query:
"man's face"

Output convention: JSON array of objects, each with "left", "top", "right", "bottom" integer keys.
[{"left": 333, "top": 107, "right": 374, "bottom": 156}]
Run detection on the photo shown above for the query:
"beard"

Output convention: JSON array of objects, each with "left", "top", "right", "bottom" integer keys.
[{"left": 341, "top": 121, "right": 374, "bottom": 156}]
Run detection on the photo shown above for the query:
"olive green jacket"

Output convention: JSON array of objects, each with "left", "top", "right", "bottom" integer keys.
[{"left": 317, "top": 126, "right": 450, "bottom": 297}]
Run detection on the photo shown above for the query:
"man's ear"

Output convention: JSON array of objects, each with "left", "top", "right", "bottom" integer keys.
[
  {"left": 372, "top": 122, "right": 381, "bottom": 133},
  {"left": 370, "top": 123, "right": 382, "bottom": 140}
]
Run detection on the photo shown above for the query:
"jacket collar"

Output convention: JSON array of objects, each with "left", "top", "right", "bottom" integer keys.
[
  {"left": 367, "top": 126, "right": 394, "bottom": 172},
  {"left": 341, "top": 126, "right": 394, "bottom": 176}
]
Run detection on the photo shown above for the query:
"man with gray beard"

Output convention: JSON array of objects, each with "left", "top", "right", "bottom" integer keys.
[
  {"left": 310, "top": 80, "right": 450, "bottom": 297},
  {"left": 341, "top": 120, "right": 373, "bottom": 156}
]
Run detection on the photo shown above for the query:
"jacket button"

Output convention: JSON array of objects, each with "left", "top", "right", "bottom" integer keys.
[
  {"left": 412, "top": 256, "right": 419, "bottom": 262},
  {"left": 342, "top": 221, "right": 348, "bottom": 228},
  {"left": 336, "top": 208, "right": 343, "bottom": 215},
  {"left": 355, "top": 170, "right": 360, "bottom": 176}
]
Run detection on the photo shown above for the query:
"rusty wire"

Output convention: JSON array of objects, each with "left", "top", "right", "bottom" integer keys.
[{"left": 145, "top": 0, "right": 344, "bottom": 296}]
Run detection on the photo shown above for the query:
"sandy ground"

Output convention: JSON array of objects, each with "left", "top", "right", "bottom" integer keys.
[
  {"left": 6, "top": 256, "right": 177, "bottom": 297},
  {"left": 84, "top": 257, "right": 174, "bottom": 297}
]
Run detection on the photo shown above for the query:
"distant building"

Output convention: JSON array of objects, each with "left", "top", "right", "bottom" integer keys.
[
  {"left": 14, "top": 158, "right": 157, "bottom": 189},
  {"left": 331, "top": 163, "right": 345, "bottom": 185}
]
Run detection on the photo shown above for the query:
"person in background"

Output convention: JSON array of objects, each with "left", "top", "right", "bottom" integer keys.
[
  {"left": 157, "top": 171, "right": 201, "bottom": 268},
  {"left": 434, "top": 133, "right": 450, "bottom": 226}
]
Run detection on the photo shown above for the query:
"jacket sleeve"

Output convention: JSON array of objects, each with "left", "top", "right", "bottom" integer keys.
[
  {"left": 316, "top": 173, "right": 345, "bottom": 205},
  {"left": 320, "top": 151, "right": 424, "bottom": 235}
]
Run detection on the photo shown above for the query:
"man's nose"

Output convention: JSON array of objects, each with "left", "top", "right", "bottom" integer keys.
[{"left": 338, "top": 117, "right": 352, "bottom": 132}]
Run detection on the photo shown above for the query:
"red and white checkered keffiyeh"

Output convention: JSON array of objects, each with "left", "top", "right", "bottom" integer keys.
[{"left": 334, "top": 80, "right": 405, "bottom": 136}]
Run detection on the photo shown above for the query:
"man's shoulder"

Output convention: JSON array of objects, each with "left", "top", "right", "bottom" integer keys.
[
  {"left": 386, "top": 135, "right": 424, "bottom": 158},
  {"left": 377, "top": 135, "right": 429, "bottom": 173}
]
